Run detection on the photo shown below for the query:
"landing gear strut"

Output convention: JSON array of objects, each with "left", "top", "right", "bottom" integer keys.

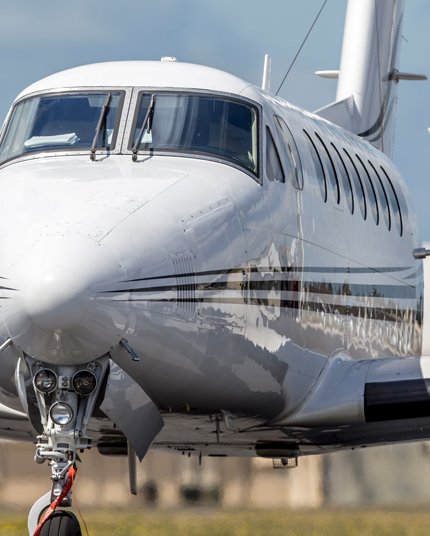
[
  {"left": 19, "top": 356, "right": 109, "bottom": 536},
  {"left": 30, "top": 464, "right": 78, "bottom": 536}
]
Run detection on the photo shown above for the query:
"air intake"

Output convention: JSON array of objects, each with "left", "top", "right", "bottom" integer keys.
[{"left": 170, "top": 251, "right": 196, "bottom": 321}]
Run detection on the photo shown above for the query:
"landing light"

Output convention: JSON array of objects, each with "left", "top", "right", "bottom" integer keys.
[
  {"left": 34, "top": 369, "right": 57, "bottom": 394},
  {"left": 72, "top": 370, "right": 97, "bottom": 395},
  {"left": 50, "top": 402, "right": 74, "bottom": 425}
]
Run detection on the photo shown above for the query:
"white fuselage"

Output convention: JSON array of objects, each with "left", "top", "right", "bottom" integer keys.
[{"left": 0, "top": 61, "right": 424, "bottom": 457}]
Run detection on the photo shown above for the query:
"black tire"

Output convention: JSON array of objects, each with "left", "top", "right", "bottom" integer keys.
[{"left": 40, "top": 511, "right": 82, "bottom": 536}]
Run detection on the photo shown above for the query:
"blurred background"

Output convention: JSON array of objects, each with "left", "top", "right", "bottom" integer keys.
[{"left": 2, "top": 440, "right": 430, "bottom": 511}]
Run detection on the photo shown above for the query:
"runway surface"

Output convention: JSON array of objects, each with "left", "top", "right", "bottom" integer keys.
[{"left": 1, "top": 508, "right": 429, "bottom": 536}]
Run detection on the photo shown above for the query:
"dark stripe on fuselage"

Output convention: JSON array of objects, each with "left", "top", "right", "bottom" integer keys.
[
  {"left": 120, "top": 265, "right": 413, "bottom": 284},
  {"left": 101, "top": 279, "right": 417, "bottom": 301},
  {"left": 123, "top": 296, "right": 415, "bottom": 323},
  {"left": 99, "top": 265, "right": 420, "bottom": 325}
]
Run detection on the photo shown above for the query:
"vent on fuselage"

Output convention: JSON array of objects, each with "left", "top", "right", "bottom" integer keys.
[{"left": 170, "top": 251, "right": 197, "bottom": 320}]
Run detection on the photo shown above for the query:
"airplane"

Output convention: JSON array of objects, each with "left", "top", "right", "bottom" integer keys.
[{"left": 0, "top": 0, "right": 427, "bottom": 534}]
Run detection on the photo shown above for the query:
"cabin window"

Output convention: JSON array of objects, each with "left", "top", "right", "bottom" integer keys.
[
  {"left": 275, "top": 116, "right": 303, "bottom": 189},
  {"left": 0, "top": 91, "right": 123, "bottom": 164},
  {"left": 380, "top": 166, "right": 403, "bottom": 236},
  {"left": 130, "top": 92, "right": 259, "bottom": 176},
  {"left": 356, "top": 155, "right": 379, "bottom": 225},
  {"left": 265, "top": 127, "right": 284, "bottom": 182},
  {"left": 343, "top": 149, "right": 366, "bottom": 220},
  {"left": 332, "top": 143, "right": 353, "bottom": 214},
  {"left": 368, "top": 161, "right": 390, "bottom": 230},
  {"left": 314, "top": 133, "right": 340, "bottom": 204},
  {"left": 304, "top": 130, "right": 326, "bottom": 202}
]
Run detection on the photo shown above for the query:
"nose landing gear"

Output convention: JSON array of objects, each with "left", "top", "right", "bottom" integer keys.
[
  {"left": 30, "top": 464, "right": 79, "bottom": 536},
  {"left": 20, "top": 356, "right": 109, "bottom": 536}
]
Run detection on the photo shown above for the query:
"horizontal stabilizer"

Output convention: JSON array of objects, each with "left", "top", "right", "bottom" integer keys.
[
  {"left": 315, "top": 70, "right": 339, "bottom": 79},
  {"left": 391, "top": 70, "right": 427, "bottom": 82}
]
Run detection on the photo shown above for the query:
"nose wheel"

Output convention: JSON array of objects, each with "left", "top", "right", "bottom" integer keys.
[{"left": 39, "top": 512, "right": 81, "bottom": 536}]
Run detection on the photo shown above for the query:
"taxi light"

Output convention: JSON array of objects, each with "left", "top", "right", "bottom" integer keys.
[
  {"left": 50, "top": 402, "right": 74, "bottom": 425},
  {"left": 34, "top": 369, "right": 57, "bottom": 394},
  {"left": 72, "top": 370, "right": 97, "bottom": 395}
]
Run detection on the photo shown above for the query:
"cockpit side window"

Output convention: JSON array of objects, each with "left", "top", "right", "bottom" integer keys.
[
  {"left": 314, "top": 132, "right": 340, "bottom": 204},
  {"left": 274, "top": 116, "right": 303, "bottom": 189},
  {"left": 356, "top": 154, "right": 379, "bottom": 225},
  {"left": 332, "top": 143, "right": 353, "bottom": 214},
  {"left": 304, "top": 129, "right": 327, "bottom": 202},
  {"left": 0, "top": 92, "right": 123, "bottom": 164},
  {"left": 343, "top": 149, "right": 366, "bottom": 220},
  {"left": 265, "top": 126, "right": 284, "bottom": 182},
  {"left": 130, "top": 93, "right": 259, "bottom": 176},
  {"left": 380, "top": 166, "right": 403, "bottom": 236},
  {"left": 368, "top": 160, "right": 390, "bottom": 230}
]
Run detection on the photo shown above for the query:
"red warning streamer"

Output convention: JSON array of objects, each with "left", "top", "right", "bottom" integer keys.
[{"left": 33, "top": 465, "right": 77, "bottom": 536}]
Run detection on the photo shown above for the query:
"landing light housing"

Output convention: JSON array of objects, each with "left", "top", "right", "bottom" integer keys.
[
  {"left": 34, "top": 369, "right": 57, "bottom": 394},
  {"left": 50, "top": 402, "right": 74, "bottom": 426},
  {"left": 72, "top": 370, "right": 97, "bottom": 395}
]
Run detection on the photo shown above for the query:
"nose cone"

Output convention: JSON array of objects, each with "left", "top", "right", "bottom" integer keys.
[
  {"left": 3, "top": 236, "right": 130, "bottom": 364},
  {"left": 24, "top": 266, "right": 89, "bottom": 332}
]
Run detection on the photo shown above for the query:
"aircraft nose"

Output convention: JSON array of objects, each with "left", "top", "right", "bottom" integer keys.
[
  {"left": 24, "top": 266, "right": 89, "bottom": 332},
  {"left": 3, "top": 235, "right": 130, "bottom": 364}
]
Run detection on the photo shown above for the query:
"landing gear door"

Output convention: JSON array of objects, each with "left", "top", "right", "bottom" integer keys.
[{"left": 100, "top": 360, "right": 164, "bottom": 461}]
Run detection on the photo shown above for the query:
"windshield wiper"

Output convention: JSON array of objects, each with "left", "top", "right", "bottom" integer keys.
[
  {"left": 132, "top": 93, "right": 156, "bottom": 162},
  {"left": 90, "top": 93, "right": 112, "bottom": 161}
]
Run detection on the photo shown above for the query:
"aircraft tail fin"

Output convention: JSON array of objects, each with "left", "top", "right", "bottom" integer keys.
[{"left": 315, "top": 0, "right": 408, "bottom": 158}]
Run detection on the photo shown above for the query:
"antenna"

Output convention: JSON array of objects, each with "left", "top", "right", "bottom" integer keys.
[
  {"left": 276, "top": 0, "right": 328, "bottom": 95},
  {"left": 262, "top": 55, "right": 271, "bottom": 92}
]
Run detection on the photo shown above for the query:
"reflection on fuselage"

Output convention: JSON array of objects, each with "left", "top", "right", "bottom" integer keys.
[{"left": 0, "top": 60, "right": 423, "bottom": 456}]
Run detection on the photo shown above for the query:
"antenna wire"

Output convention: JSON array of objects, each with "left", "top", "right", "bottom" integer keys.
[{"left": 276, "top": 0, "right": 328, "bottom": 96}]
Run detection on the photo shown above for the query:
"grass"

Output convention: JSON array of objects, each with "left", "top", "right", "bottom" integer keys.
[{"left": 3, "top": 508, "right": 430, "bottom": 536}]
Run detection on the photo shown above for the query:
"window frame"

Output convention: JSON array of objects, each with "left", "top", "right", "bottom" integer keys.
[
  {"left": 368, "top": 160, "right": 391, "bottom": 230},
  {"left": 0, "top": 89, "right": 127, "bottom": 167},
  {"left": 265, "top": 125, "right": 285, "bottom": 183},
  {"left": 314, "top": 132, "right": 340, "bottom": 205},
  {"left": 380, "top": 166, "right": 403, "bottom": 236},
  {"left": 331, "top": 143, "right": 354, "bottom": 214},
  {"left": 343, "top": 149, "right": 366, "bottom": 220},
  {"left": 303, "top": 129, "right": 327, "bottom": 203},
  {"left": 126, "top": 89, "right": 263, "bottom": 183},
  {"left": 274, "top": 115, "right": 303, "bottom": 189},
  {"left": 356, "top": 154, "right": 379, "bottom": 225}
]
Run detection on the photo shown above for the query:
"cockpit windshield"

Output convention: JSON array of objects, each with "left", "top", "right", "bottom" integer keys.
[
  {"left": 130, "top": 93, "right": 259, "bottom": 175},
  {"left": 0, "top": 92, "right": 122, "bottom": 164}
]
